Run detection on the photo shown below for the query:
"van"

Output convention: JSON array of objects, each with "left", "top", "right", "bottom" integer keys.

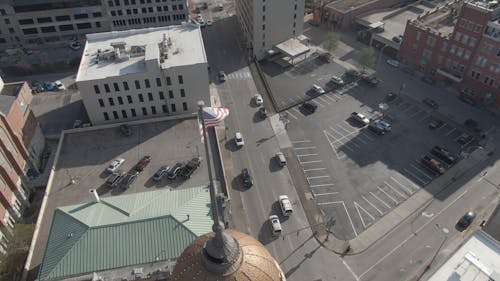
[
  {"left": 278, "top": 195, "right": 293, "bottom": 216},
  {"left": 368, "top": 123, "right": 385, "bottom": 135},
  {"left": 275, "top": 152, "right": 286, "bottom": 166}
]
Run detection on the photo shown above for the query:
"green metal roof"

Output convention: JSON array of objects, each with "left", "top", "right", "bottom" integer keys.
[{"left": 38, "top": 187, "right": 212, "bottom": 281}]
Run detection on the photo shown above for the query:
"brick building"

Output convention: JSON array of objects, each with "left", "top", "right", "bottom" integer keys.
[
  {"left": 398, "top": 0, "right": 500, "bottom": 109},
  {"left": 0, "top": 76, "right": 45, "bottom": 252}
]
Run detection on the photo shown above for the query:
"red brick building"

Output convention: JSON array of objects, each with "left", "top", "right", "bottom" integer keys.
[
  {"left": 0, "top": 76, "right": 45, "bottom": 252},
  {"left": 398, "top": 0, "right": 500, "bottom": 109}
]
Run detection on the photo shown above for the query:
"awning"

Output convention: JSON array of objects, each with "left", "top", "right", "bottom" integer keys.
[
  {"left": 275, "top": 38, "right": 310, "bottom": 58},
  {"left": 437, "top": 69, "right": 462, "bottom": 82}
]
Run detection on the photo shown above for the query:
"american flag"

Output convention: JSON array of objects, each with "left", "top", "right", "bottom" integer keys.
[{"left": 198, "top": 106, "right": 229, "bottom": 143}]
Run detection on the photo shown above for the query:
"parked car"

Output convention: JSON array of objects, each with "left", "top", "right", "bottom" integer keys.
[
  {"left": 302, "top": 102, "right": 317, "bottom": 114},
  {"left": 344, "top": 69, "right": 360, "bottom": 79},
  {"left": 241, "top": 168, "right": 253, "bottom": 188},
  {"left": 421, "top": 76, "right": 436, "bottom": 85},
  {"left": 275, "top": 152, "right": 287, "bottom": 167},
  {"left": 373, "top": 119, "right": 391, "bottom": 132},
  {"left": 331, "top": 75, "right": 344, "bottom": 85},
  {"left": 106, "top": 158, "right": 125, "bottom": 173},
  {"left": 120, "top": 124, "right": 132, "bottom": 136},
  {"left": 311, "top": 84, "right": 325, "bottom": 94},
  {"left": 259, "top": 107, "right": 267, "bottom": 119},
  {"left": 457, "top": 133, "right": 474, "bottom": 145},
  {"left": 269, "top": 215, "right": 282, "bottom": 236},
  {"left": 421, "top": 155, "right": 446, "bottom": 174},
  {"left": 428, "top": 119, "right": 444, "bottom": 129},
  {"left": 54, "top": 80, "right": 66, "bottom": 90},
  {"left": 392, "top": 36, "right": 402, "bottom": 44},
  {"left": 153, "top": 165, "right": 170, "bottom": 181},
  {"left": 43, "top": 81, "right": 58, "bottom": 91},
  {"left": 235, "top": 132, "right": 245, "bottom": 147},
  {"left": 457, "top": 211, "right": 476, "bottom": 229},
  {"left": 73, "top": 120, "right": 83, "bottom": 128},
  {"left": 431, "top": 146, "right": 456, "bottom": 166},
  {"left": 167, "top": 162, "right": 184, "bottom": 179},
  {"left": 254, "top": 94, "right": 263, "bottom": 105},
  {"left": 218, "top": 71, "right": 227, "bottom": 82},
  {"left": 386, "top": 59, "right": 400, "bottom": 67},
  {"left": 278, "top": 195, "right": 293, "bottom": 216},
  {"left": 422, "top": 98, "right": 439, "bottom": 109},
  {"left": 180, "top": 157, "right": 201, "bottom": 179},
  {"left": 459, "top": 94, "right": 476, "bottom": 106},
  {"left": 351, "top": 112, "right": 370, "bottom": 126},
  {"left": 106, "top": 170, "right": 124, "bottom": 187},
  {"left": 385, "top": 92, "right": 397, "bottom": 102},
  {"left": 135, "top": 155, "right": 151, "bottom": 172},
  {"left": 31, "top": 81, "right": 44, "bottom": 93},
  {"left": 361, "top": 76, "right": 380, "bottom": 87},
  {"left": 119, "top": 170, "right": 139, "bottom": 189}
]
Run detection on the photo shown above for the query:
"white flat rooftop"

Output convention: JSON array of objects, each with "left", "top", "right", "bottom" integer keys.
[
  {"left": 77, "top": 24, "right": 207, "bottom": 82},
  {"left": 275, "top": 38, "right": 310, "bottom": 57}
]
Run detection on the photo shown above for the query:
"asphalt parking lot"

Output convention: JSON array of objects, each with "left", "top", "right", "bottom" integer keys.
[
  {"left": 29, "top": 118, "right": 209, "bottom": 275},
  {"left": 284, "top": 82, "right": 479, "bottom": 240}
]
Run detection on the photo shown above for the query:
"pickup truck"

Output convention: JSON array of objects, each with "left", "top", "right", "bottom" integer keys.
[{"left": 180, "top": 157, "right": 201, "bottom": 179}]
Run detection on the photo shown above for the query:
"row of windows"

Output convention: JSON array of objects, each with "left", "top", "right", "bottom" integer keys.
[
  {"left": 22, "top": 22, "right": 99, "bottom": 34},
  {"left": 102, "top": 102, "right": 188, "bottom": 121},
  {"left": 94, "top": 77, "right": 182, "bottom": 94},
  {"left": 97, "top": 89, "right": 185, "bottom": 107},
  {"left": 471, "top": 70, "right": 495, "bottom": 86},
  {"left": 18, "top": 13, "right": 102, "bottom": 25},
  {"left": 110, "top": 4, "right": 183, "bottom": 15},
  {"left": 108, "top": 0, "right": 182, "bottom": 7}
]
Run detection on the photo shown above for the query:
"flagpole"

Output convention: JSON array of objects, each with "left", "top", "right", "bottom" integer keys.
[{"left": 198, "top": 100, "right": 220, "bottom": 227}]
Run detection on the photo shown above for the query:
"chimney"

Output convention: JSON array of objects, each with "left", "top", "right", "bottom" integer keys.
[{"left": 89, "top": 189, "right": 100, "bottom": 203}]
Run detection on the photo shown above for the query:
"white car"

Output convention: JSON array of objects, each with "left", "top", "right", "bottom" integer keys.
[
  {"left": 331, "top": 76, "right": 344, "bottom": 85},
  {"left": 386, "top": 59, "right": 400, "bottom": 68},
  {"left": 278, "top": 195, "right": 293, "bottom": 216},
  {"left": 235, "top": 132, "right": 245, "bottom": 147},
  {"left": 269, "top": 215, "right": 282, "bottom": 236},
  {"left": 54, "top": 80, "right": 66, "bottom": 90},
  {"left": 351, "top": 112, "right": 370, "bottom": 126},
  {"left": 254, "top": 94, "right": 263, "bottom": 105},
  {"left": 311, "top": 84, "right": 325, "bottom": 94},
  {"left": 106, "top": 158, "right": 125, "bottom": 173}
]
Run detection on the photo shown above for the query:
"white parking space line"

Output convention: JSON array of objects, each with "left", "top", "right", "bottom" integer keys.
[
  {"left": 291, "top": 107, "right": 302, "bottom": 115},
  {"left": 323, "top": 94, "right": 338, "bottom": 102},
  {"left": 297, "top": 153, "right": 319, "bottom": 157},
  {"left": 446, "top": 128, "right": 457, "bottom": 136},
  {"left": 391, "top": 175, "right": 421, "bottom": 190},
  {"left": 308, "top": 175, "right": 331, "bottom": 180},
  {"left": 409, "top": 110, "right": 422, "bottom": 119},
  {"left": 419, "top": 114, "right": 431, "bottom": 122},
  {"left": 370, "top": 192, "right": 391, "bottom": 209},
  {"left": 294, "top": 146, "right": 317, "bottom": 150},
  {"left": 329, "top": 126, "right": 348, "bottom": 139},
  {"left": 389, "top": 177, "right": 413, "bottom": 194},
  {"left": 385, "top": 181, "right": 408, "bottom": 199},
  {"left": 402, "top": 105, "right": 416, "bottom": 113},
  {"left": 317, "top": 96, "right": 331, "bottom": 105},
  {"left": 304, "top": 168, "right": 327, "bottom": 172},
  {"left": 377, "top": 186, "right": 399, "bottom": 204},
  {"left": 354, "top": 202, "right": 375, "bottom": 228},
  {"left": 313, "top": 99, "right": 326, "bottom": 107},
  {"left": 310, "top": 183, "right": 335, "bottom": 188},
  {"left": 359, "top": 131, "right": 375, "bottom": 141},
  {"left": 362, "top": 195, "right": 384, "bottom": 215},
  {"left": 300, "top": 160, "right": 323, "bottom": 164},
  {"left": 336, "top": 123, "right": 355, "bottom": 134},
  {"left": 410, "top": 163, "right": 434, "bottom": 180},
  {"left": 403, "top": 168, "right": 429, "bottom": 185},
  {"left": 325, "top": 130, "right": 355, "bottom": 152},
  {"left": 317, "top": 201, "right": 358, "bottom": 237},
  {"left": 463, "top": 138, "right": 475, "bottom": 147},
  {"left": 314, "top": 192, "right": 339, "bottom": 196},
  {"left": 285, "top": 110, "right": 299, "bottom": 120},
  {"left": 352, "top": 134, "right": 368, "bottom": 144},
  {"left": 324, "top": 131, "right": 347, "bottom": 159},
  {"left": 292, "top": 140, "right": 311, "bottom": 143},
  {"left": 438, "top": 123, "right": 450, "bottom": 131}
]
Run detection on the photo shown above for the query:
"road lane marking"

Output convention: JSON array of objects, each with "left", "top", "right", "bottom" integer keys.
[
  {"left": 370, "top": 192, "right": 391, "bottom": 209},
  {"left": 300, "top": 160, "right": 323, "bottom": 164},
  {"left": 313, "top": 192, "right": 339, "bottom": 196},
  {"left": 317, "top": 201, "right": 358, "bottom": 237},
  {"left": 389, "top": 177, "right": 413, "bottom": 194},
  {"left": 304, "top": 168, "right": 327, "bottom": 172},
  {"left": 294, "top": 146, "right": 317, "bottom": 150},
  {"left": 385, "top": 181, "right": 408, "bottom": 199},
  {"left": 362, "top": 195, "right": 384, "bottom": 215},
  {"left": 377, "top": 186, "right": 399, "bottom": 204},
  {"left": 403, "top": 168, "right": 429, "bottom": 185},
  {"left": 310, "top": 183, "right": 335, "bottom": 187},
  {"left": 446, "top": 127, "right": 456, "bottom": 136},
  {"left": 358, "top": 190, "right": 468, "bottom": 279}
]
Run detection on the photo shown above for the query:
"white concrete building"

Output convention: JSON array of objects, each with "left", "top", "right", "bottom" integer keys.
[
  {"left": 76, "top": 25, "right": 209, "bottom": 125},
  {"left": 235, "top": 0, "right": 305, "bottom": 60}
]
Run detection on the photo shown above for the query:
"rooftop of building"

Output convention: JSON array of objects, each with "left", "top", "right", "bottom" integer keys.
[
  {"left": 427, "top": 230, "right": 500, "bottom": 281},
  {"left": 327, "top": 0, "right": 378, "bottom": 13},
  {"left": 27, "top": 117, "right": 211, "bottom": 280},
  {"left": 76, "top": 24, "right": 207, "bottom": 82},
  {"left": 0, "top": 81, "right": 25, "bottom": 115},
  {"left": 38, "top": 187, "right": 212, "bottom": 281}
]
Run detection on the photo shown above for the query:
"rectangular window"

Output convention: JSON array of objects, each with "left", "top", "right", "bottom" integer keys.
[
  {"left": 464, "top": 50, "right": 471, "bottom": 60},
  {"left": 148, "top": 92, "right": 153, "bottom": 101},
  {"left": 159, "top": 91, "right": 164, "bottom": 99},
  {"left": 104, "top": 112, "right": 109, "bottom": 120},
  {"left": 104, "top": 84, "right": 110, "bottom": 93},
  {"left": 168, "top": 90, "right": 174, "bottom": 98},
  {"left": 37, "top": 17, "right": 52, "bottom": 23},
  {"left": 461, "top": 34, "right": 469, "bottom": 45},
  {"left": 94, "top": 85, "right": 100, "bottom": 94},
  {"left": 113, "top": 111, "right": 119, "bottom": 119},
  {"left": 171, "top": 103, "right": 176, "bottom": 112},
  {"left": 450, "top": 45, "right": 456, "bottom": 54},
  {"left": 162, "top": 104, "right": 168, "bottom": 113},
  {"left": 74, "top": 14, "right": 89, "bottom": 19},
  {"left": 123, "top": 81, "right": 129, "bottom": 90},
  {"left": 76, "top": 23, "right": 92, "bottom": 29},
  {"left": 182, "top": 102, "right": 187, "bottom": 111},
  {"left": 138, "top": 94, "right": 144, "bottom": 102},
  {"left": 166, "top": 76, "right": 171, "bottom": 85},
  {"left": 122, "top": 110, "right": 128, "bottom": 118},
  {"left": 156, "top": 77, "right": 161, "bottom": 87},
  {"left": 108, "top": 98, "right": 115, "bottom": 106},
  {"left": 22, "top": 28, "right": 38, "bottom": 35},
  {"left": 41, "top": 26, "right": 56, "bottom": 33},
  {"left": 454, "top": 32, "right": 461, "bottom": 41},
  {"left": 142, "top": 107, "right": 147, "bottom": 115},
  {"left": 127, "top": 95, "right": 133, "bottom": 104},
  {"left": 19, "top": 18, "right": 34, "bottom": 25},
  {"left": 98, "top": 99, "right": 105, "bottom": 107},
  {"left": 131, "top": 108, "right": 136, "bottom": 117},
  {"left": 117, "top": 96, "right": 123, "bottom": 105},
  {"left": 151, "top": 106, "right": 157, "bottom": 114},
  {"left": 416, "top": 31, "right": 421, "bottom": 41},
  {"left": 113, "top": 82, "right": 119, "bottom": 91},
  {"left": 469, "top": 38, "right": 476, "bottom": 47},
  {"left": 456, "top": 47, "right": 463, "bottom": 57},
  {"left": 145, "top": 79, "right": 150, "bottom": 88},
  {"left": 135, "top": 80, "right": 140, "bottom": 89},
  {"left": 441, "top": 42, "right": 448, "bottom": 52},
  {"left": 93, "top": 12, "right": 102, "bottom": 17},
  {"left": 59, "top": 24, "right": 74, "bottom": 31},
  {"left": 180, "top": 89, "right": 185, "bottom": 97},
  {"left": 178, "top": 75, "right": 183, "bottom": 84},
  {"left": 56, "top": 15, "right": 70, "bottom": 21}
]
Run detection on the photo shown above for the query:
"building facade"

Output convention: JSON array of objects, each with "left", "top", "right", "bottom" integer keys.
[
  {"left": 399, "top": 0, "right": 500, "bottom": 109},
  {"left": 0, "top": 0, "right": 188, "bottom": 49},
  {"left": 0, "top": 76, "right": 46, "bottom": 253},
  {"left": 235, "top": 0, "right": 305, "bottom": 60},
  {"left": 76, "top": 25, "right": 209, "bottom": 125}
]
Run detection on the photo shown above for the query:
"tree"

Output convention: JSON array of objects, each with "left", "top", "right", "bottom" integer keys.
[
  {"left": 356, "top": 47, "right": 376, "bottom": 72},
  {"left": 0, "top": 224, "right": 35, "bottom": 281},
  {"left": 323, "top": 32, "right": 340, "bottom": 54}
]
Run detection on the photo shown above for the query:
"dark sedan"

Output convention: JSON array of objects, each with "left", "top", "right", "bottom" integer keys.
[
  {"left": 241, "top": 168, "right": 253, "bottom": 188},
  {"left": 135, "top": 155, "right": 151, "bottom": 172}
]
